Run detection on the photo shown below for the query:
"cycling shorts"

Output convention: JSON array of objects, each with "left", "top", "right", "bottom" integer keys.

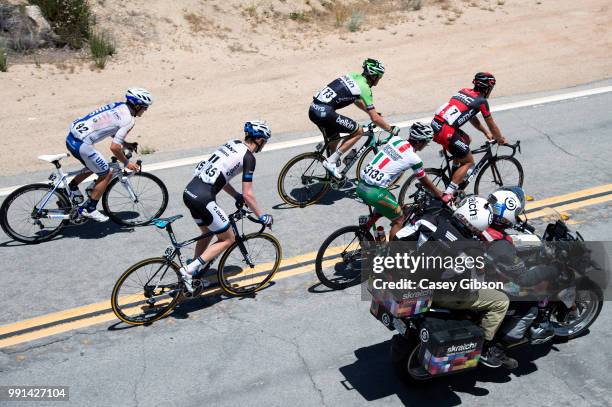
[
  {"left": 308, "top": 101, "right": 359, "bottom": 141},
  {"left": 356, "top": 180, "right": 402, "bottom": 220},
  {"left": 183, "top": 177, "right": 230, "bottom": 233},
  {"left": 431, "top": 122, "right": 471, "bottom": 159},
  {"left": 65, "top": 133, "right": 110, "bottom": 177}
]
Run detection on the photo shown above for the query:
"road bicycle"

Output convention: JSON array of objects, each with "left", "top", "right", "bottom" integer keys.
[
  {"left": 277, "top": 123, "right": 401, "bottom": 207},
  {"left": 397, "top": 140, "right": 523, "bottom": 205},
  {"left": 111, "top": 206, "right": 282, "bottom": 325},
  {"left": 0, "top": 146, "right": 168, "bottom": 244}
]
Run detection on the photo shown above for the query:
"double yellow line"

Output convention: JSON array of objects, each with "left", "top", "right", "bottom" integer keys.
[{"left": 1, "top": 183, "right": 611, "bottom": 349}]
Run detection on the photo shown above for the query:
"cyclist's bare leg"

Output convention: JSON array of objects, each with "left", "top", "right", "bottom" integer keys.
[
  {"left": 197, "top": 228, "right": 236, "bottom": 266},
  {"left": 69, "top": 169, "right": 93, "bottom": 187},
  {"left": 446, "top": 153, "right": 474, "bottom": 195},
  {"left": 389, "top": 214, "right": 406, "bottom": 241},
  {"left": 327, "top": 127, "right": 363, "bottom": 163},
  {"left": 194, "top": 225, "right": 214, "bottom": 260},
  {"left": 89, "top": 172, "right": 114, "bottom": 200}
]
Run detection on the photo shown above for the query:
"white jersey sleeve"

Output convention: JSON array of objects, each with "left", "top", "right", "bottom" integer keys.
[
  {"left": 360, "top": 136, "right": 425, "bottom": 188},
  {"left": 193, "top": 140, "right": 254, "bottom": 193},
  {"left": 69, "top": 102, "right": 135, "bottom": 145}
]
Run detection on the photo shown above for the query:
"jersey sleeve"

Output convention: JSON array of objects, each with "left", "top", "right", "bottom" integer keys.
[
  {"left": 479, "top": 98, "right": 491, "bottom": 118},
  {"left": 111, "top": 105, "right": 135, "bottom": 145},
  {"left": 242, "top": 151, "right": 256, "bottom": 182},
  {"left": 398, "top": 144, "right": 425, "bottom": 178},
  {"left": 355, "top": 74, "right": 375, "bottom": 110}
]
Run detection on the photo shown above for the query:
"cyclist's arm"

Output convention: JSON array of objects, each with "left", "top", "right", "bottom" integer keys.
[
  {"left": 355, "top": 99, "right": 392, "bottom": 132},
  {"left": 469, "top": 116, "right": 492, "bottom": 140},
  {"left": 483, "top": 115, "right": 507, "bottom": 144},
  {"left": 400, "top": 153, "right": 443, "bottom": 198},
  {"left": 418, "top": 176, "right": 443, "bottom": 198},
  {"left": 223, "top": 183, "right": 239, "bottom": 199},
  {"left": 242, "top": 181, "right": 263, "bottom": 218}
]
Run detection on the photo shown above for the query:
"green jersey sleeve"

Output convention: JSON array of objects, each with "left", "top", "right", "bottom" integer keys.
[{"left": 349, "top": 72, "right": 374, "bottom": 110}]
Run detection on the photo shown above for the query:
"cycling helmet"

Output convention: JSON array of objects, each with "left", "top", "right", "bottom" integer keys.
[
  {"left": 487, "top": 186, "right": 526, "bottom": 229},
  {"left": 472, "top": 72, "right": 496, "bottom": 96},
  {"left": 126, "top": 88, "right": 153, "bottom": 107},
  {"left": 453, "top": 195, "right": 493, "bottom": 234},
  {"left": 409, "top": 122, "right": 434, "bottom": 142},
  {"left": 362, "top": 58, "right": 385, "bottom": 77},
  {"left": 244, "top": 120, "right": 271, "bottom": 140}
]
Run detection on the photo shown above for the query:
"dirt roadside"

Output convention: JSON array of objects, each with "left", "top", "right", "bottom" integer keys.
[{"left": 1, "top": 0, "right": 610, "bottom": 175}]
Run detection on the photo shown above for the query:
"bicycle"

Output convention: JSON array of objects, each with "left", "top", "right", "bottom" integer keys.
[
  {"left": 277, "top": 123, "right": 401, "bottom": 207},
  {"left": 111, "top": 206, "right": 282, "bottom": 325},
  {"left": 397, "top": 140, "right": 523, "bottom": 205},
  {"left": 0, "top": 145, "right": 168, "bottom": 244}
]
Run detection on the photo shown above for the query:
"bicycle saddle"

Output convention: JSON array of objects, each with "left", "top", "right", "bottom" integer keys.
[
  {"left": 150, "top": 215, "right": 183, "bottom": 228},
  {"left": 38, "top": 153, "right": 69, "bottom": 163}
]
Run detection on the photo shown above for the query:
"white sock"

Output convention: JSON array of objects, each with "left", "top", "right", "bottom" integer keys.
[
  {"left": 444, "top": 182, "right": 458, "bottom": 195},
  {"left": 327, "top": 150, "right": 342, "bottom": 164},
  {"left": 186, "top": 257, "right": 207, "bottom": 275}
]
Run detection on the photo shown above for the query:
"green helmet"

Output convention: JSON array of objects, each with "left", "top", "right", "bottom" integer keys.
[{"left": 362, "top": 58, "right": 385, "bottom": 77}]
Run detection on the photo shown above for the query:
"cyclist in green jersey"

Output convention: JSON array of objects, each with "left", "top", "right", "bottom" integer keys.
[
  {"left": 357, "top": 122, "right": 443, "bottom": 241},
  {"left": 309, "top": 58, "right": 400, "bottom": 179}
]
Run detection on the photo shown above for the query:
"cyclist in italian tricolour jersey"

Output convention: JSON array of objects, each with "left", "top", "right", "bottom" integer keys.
[
  {"left": 430, "top": 72, "right": 508, "bottom": 202},
  {"left": 65, "top": 88, "right": 152, "bottom": 222},
  {"left": 179, "top": 121, "right": 274, "bottom": 292},
  {"left": 357, "top": 122, "right": 443, "bottom": 241},
  {"left": 309, "top": 58, "right": 400, "bottom": 180}
]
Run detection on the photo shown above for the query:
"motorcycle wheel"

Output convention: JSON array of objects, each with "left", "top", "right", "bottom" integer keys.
[
  {"left": 390, "top": 334, "right": 432, "bottom": 382},
  {"left": 551, "top": 282, "right": 603, "bottom": 339}
]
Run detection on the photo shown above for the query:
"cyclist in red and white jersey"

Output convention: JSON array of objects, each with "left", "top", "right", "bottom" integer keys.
[{"left": 430, "top": 73, "right": 508, "bottom": 202}]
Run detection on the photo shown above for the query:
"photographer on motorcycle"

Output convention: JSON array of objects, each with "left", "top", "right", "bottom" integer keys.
[
  {"left": 483, "top": 187, "right": 557, "bottom": 343},
  {"left": 434, "top": 196, "right": 518, "bottom": 369}
]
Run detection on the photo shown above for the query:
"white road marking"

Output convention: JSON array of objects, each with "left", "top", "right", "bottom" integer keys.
[{"left": 1, "top": 85, "right": 611, "bottom": 198}]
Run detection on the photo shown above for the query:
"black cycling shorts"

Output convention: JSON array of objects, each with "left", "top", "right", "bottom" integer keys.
[
  {"left": 183, "top": 177, "right": 230, "bottom": 233},
  {"left": 308, "top": 101, "right": 359, "bottom": 141},
  {"left": 447, "top": 130, "right": 471, "bottom": 159}
]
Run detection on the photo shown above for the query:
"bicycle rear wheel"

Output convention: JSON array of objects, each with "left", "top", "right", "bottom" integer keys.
[
  {"left": 398, "top": 169, "right": 449, "bottom": 205},
  {"left": 217, "top": 233, "right": 282, "bottom": 296},
  {"left": 315, "top": 225, "right": 374, "bottom": 290},
  {"left": 277, "top": 152, "right": 330, "bottom": 207},
  {"left": 0, "top": 183, "right": 70, "bottom": 244},
  {"left": 473, "top": 156, "right": 524, "bottom": 196},
  {"left": 103, "top": 172, "right": 168, "bottom": 226},
  {"left": 111, "top": 257, "right": 183, "bottom": 325}
]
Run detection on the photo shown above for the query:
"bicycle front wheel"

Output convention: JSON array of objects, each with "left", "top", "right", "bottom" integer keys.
[
  {"left": 315, "top": 225, "right": 374, "bottom": 290},
  {"left": 398, "top": 169, "right": 449, "bottom": 205},
  {"left": 473, "top": 156, "right": 524, "bottom": 196},
  {"left": 0, "top": 183, "right": 70, "bottom": 244},
  {"left": 217, "top": 233, "right": 282, "bottom": 296},
  {"left": 277, "top": 152, "right": 330, "bottom": 207},
  {"left": 103, "top": 172, "right": 169, "bottom": 226},
  {"left": 111, "top": 257, "right": 183, "bottom": 325}
]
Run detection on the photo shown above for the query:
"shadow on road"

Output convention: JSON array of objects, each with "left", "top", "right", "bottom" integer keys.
[
  {"left": 0, "top": 221, "right": 138, "bottom": 246},
  {"left": 339, "top": 339, "right": 556, "bottom": 405}
]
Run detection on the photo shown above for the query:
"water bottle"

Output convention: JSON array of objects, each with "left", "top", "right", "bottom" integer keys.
[
  {"left": 375, "top": 226, "right": 386, "bottom": 242},
  {"left": 343, "top": 149, "right": 358, "bottom": 165}
]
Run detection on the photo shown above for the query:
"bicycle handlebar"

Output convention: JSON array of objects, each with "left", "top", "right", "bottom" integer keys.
[{"left": 473, "top": 140, "right": 521, "bottom": 157}]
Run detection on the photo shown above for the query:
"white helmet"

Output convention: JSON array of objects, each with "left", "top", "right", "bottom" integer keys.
[
  {"left": 487, "top": 186, "right": 525, "bottom": 228},
  {"left": 453, "top": 196, "right": 493, "bottom": 234},
  {"left": 126, "top": 88, "right": 153, "bottom": 107}
]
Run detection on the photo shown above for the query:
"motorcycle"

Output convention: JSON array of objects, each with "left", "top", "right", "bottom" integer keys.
[{"left": 369, "top": 190, "right": 605, "bottom": 382}]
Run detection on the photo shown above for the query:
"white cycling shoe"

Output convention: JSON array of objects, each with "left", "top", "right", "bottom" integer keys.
[
  {"left": 80, "top": 208, "right": 109, "bottom": 222},
  {"left": 322, "top": 159, "right": 343, "bottom": 180},
  {"left": 179, "top": 267, "right": 194, "bottom": 293}
]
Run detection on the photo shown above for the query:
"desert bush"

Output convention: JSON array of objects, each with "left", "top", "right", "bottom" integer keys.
[
  {"left": 29, "top": 0, "right": 92, "bottom": 48},
  {"left": 347, "top": 10, "right": 363, "bottom": 32},
  {"left": 0, "top": 46, "right": 7, "bottom": 72},
  {"left": 89, "top": 29, "right": 114, "bottom": 68}
]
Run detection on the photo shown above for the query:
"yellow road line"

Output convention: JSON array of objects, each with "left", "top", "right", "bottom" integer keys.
[{"left": 1, "top": 185, "right": 611, "bottom": 348}]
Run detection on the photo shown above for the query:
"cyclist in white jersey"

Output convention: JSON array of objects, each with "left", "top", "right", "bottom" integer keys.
[
  {"left": 357, "top": 122, "right": 443, "bottom": 240},
  {"left": 65, "top": 88, "right": 153, "bottom": 222},
  {"left": 180, "top": 120, "right": 274, "bottom": 292}
]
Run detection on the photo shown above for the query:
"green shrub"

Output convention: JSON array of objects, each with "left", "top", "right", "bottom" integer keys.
[
  {"left": 0, "top": 48, "right": 7, "bottom": 72},
  {"left": 89, "top": 29, "right": 115, "bottom": 69},
  {"left": 29, "top": 0, "right": 92, "bottom": 48},
  {"left": 347, "top": 11, "right": 363, "bottom": 32}
]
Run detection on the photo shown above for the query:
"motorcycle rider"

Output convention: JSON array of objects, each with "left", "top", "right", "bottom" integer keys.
[
  {"left": 483, "top": 187, "right": 557, "bottom": 343},
  {"left": 426, "top": 196, "right": 518, "bottom": 369}
]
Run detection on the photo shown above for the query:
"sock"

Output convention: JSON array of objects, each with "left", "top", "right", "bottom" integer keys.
[
  {"left": 83, "top": 199, "right": 99, "bottom": 212},
  {"left": 327, "top": 150, "right": 342, "bottom": 164},
  {"left": 444, "top": 182, "right": 458, "bottom": 195},
  {"left": 187, "top": 256, "right": 208, "bottom": 275}
]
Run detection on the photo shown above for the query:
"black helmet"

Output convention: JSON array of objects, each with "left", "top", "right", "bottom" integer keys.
[{"left": 473, "top": 72, "right": 496, "bottom": 96}]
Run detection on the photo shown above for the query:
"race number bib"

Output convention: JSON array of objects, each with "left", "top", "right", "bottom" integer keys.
[
  {"left": 315, "top": 86, "right": 337, "bottom": 103},
  {"left": 435, "top": 104, "right": 462, "bottom": 125}
]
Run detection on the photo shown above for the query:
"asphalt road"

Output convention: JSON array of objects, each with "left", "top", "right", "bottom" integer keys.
[{"left": 1, "top": 83, "right": 611, "bottom": 407}]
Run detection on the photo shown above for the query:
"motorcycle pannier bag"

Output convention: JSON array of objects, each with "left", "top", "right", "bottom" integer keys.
[
  {"left": 418, "top": 318, "right": 484, "bottom": 375},
  {"left": 369, "top": 271, "right": 433, "bottom": 321}
]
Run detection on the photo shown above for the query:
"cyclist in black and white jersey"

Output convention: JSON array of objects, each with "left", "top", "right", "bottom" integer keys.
[{"left": 180, "top": 121, "right": 273, "bottom": 292}]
